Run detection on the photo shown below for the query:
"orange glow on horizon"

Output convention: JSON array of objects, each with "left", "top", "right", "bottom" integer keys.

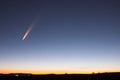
[
  {"left": 1, "top": 68, "right": 120, "bottom": 74},
  {"left": 0, "top": 69, "right": 90, "bottom": 74}
]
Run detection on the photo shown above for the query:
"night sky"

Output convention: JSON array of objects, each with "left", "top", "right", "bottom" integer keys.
[{"left": 0, "top": 0, "right": 120, "bottom": 74}]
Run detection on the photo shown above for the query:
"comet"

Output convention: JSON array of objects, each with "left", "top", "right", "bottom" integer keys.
[
  {"left": 22, "top": 23, "right": 34, "bottom": 40},
  {"left": 22, "top": 18, "right": 39, "bottom": 40}
]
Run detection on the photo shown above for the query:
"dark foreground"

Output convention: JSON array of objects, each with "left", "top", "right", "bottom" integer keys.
[{"left": 0, "top": 72, "right": 120, "bottom": 80}]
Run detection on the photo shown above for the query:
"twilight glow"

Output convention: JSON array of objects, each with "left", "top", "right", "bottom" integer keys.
[{"left": 0, "top": 0, "right": 120, "bottom": 74}]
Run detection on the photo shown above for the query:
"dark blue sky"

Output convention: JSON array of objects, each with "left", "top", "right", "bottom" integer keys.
[{"left": 0, "top": 0, "right": 120, "bottom": 73}]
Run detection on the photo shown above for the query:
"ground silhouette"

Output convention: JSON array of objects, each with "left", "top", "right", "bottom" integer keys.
[{"left": 0, "top": 72, "right": 120, "bottom": 80}]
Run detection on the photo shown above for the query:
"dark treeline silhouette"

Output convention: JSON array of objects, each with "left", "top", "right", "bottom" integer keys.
[{"left": 0, "top": 72, "right": 120, "bottom": 80}]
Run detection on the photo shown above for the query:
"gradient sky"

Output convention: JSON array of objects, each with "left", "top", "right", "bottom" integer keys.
[{"left": 0, "top": 0, "right": 120, "bottom": 74}]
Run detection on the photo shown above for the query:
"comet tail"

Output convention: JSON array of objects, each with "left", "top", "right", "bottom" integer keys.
[
  {"left": 22, "top": 19, "right": 38, "bottom": 40},
  {"left": 22, "top": 26, "right": 33, "bottom": 40}
]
